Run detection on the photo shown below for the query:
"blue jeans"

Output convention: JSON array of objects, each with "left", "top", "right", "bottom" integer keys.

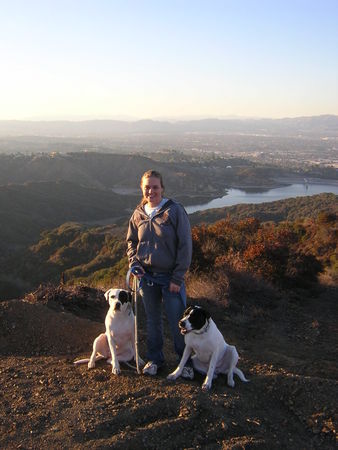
[{"left": 140, "top": 273, "right": 187, "bottom": 367}]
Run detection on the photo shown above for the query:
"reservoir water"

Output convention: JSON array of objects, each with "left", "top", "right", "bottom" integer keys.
[{"left": 185, "top": 183, "right": 338, "bottom": 214}]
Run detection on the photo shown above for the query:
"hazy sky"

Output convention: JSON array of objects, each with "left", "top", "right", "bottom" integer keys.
[{"left": 1, "top": 0, "right": 337, "bottom": 120}]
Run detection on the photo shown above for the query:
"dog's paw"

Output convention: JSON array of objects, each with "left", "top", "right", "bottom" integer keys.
[
  {"left": 227, "top": 379, "right": 235, "bottom": 388},
  {"left": 88, "top": 361, "right": 95, "bottom": 369},
  {"left": 167, "top": 372, "right": 179, "bottom": 381},
  {"left": 202, "top": 381, "right": 212, "bottom": 391},
  {"left": 111, "top": 366, "right": 121, "bottom": 375}
]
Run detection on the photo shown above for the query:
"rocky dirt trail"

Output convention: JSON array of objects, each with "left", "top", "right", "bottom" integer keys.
[{"left": 0, "top": 285, "right": 337, "bottom": 449}]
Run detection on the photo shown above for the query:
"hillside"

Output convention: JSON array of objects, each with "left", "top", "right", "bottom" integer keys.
[
  {"left": 0, "top": 152, "right": 231, "bottom": 249},
  {"left": 0, "top": 191, "right": 337, "bottom": 448},
  {"left": 0, "top": 151, "right": 336, "bottom": 255},
  {"left": 0, "top": 152, "right": 292, "bottom": 194},
  {"left": 0, "top": 151, "right": 308, "bottom": 251},
  {"left": 189, "top": 193, "right": 338, "bottom": 226},
  {"left": 0, "top": 268, "right": 336, "bottom": 448},
  {"left": 0, "top": 181, "right": 136, "bottom": 249},
  {"left": 1, "top": 194, "right": 336, "bottom": 301}
]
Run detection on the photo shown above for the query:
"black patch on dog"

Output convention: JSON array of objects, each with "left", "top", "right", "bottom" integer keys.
[
  {"left": 118, "top": 290, "right": 132, "bottom": 304},
  {"left": 183, "top": 306, "right": 211, "bottom": 331}
]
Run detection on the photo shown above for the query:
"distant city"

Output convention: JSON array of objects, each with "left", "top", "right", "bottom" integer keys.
[{"left": 0, "top": 116, "right": 337, "bottom": 179}]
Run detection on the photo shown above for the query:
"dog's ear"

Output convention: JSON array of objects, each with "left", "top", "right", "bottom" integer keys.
[
  {"left": 104, "top": 289, "right": 113, "bottom": 301},
  {"left": 203, "top": 308, "right": 211, "bottom": 320}
]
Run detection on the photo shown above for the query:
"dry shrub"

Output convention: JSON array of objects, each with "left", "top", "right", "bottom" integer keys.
[
  {"left": 214, "top": 249, "right": 246, "bottom": 273},
  {"left": 24, "top": 283, "right": 107, "bottom": 322},
  {"left": 186, "top": 270, "right": 230, "bottom": 306}
]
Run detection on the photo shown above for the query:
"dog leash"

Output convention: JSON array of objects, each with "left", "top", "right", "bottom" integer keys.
[{"left": 126, "top": 267, "right": 142, "bottom": 374}]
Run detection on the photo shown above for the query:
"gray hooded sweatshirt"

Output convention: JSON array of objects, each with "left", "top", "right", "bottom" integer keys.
[{"left": 126, "top": 199, "right": 192, "bottom": 286}]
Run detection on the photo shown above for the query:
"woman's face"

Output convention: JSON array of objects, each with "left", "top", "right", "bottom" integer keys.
[{"left": 141, "top": 176, "right": 163, "bottom": 207}]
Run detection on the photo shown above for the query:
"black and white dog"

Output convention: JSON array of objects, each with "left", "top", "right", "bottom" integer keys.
[
  {"left": 167, "top": 305, "right": 249, "bottom": 390},
  {"left": 74, "top": 288, "right": 144, "bottom": 374}
]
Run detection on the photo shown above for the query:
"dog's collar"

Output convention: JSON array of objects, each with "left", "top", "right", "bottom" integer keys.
[{"left": 191, "top": 318, "right": 210, "bottom": 335}]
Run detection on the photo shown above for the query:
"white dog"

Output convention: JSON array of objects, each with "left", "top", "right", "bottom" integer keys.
[
  {"left": 167, "top": 305, "right": 249, "bottom": 390},
  {"left": 74, "top": 288, "right": 144, "bottom": 374}
]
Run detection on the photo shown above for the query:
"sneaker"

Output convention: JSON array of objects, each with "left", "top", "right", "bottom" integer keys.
[
  {"left": 181, "top": 366, "right": 194, "bottom": 380},
  {"left": 142, "top": 361, "right": 158, "bottom": 376}
]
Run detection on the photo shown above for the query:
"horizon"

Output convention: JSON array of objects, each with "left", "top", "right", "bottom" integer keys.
[
  {"left": 0, "top": 113, "right": 337, "bottom": 123},
  {"left": 1, "top": 1, "right": 338, "bottom": 121}
]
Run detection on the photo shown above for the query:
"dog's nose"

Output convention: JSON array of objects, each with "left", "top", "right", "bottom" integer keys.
[{"left": 114, "top": 302, "right": 121, "bottom": 310}]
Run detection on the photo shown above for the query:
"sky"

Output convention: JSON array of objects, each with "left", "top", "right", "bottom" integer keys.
[{"left": 1, "top": 0, "right": 337, "bottom": 121}]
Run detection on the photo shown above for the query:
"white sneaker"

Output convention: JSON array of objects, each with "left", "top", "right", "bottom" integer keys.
[
  {"left": 142, "top": 361, "right": 158, "bottom": 376},
  {"left": 181, "top": 366, "right": 194, "bottom": 380}
]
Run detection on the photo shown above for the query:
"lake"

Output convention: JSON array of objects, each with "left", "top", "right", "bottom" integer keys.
[{"left": 185, "top": 182, "right": 338, "bottom": 214}]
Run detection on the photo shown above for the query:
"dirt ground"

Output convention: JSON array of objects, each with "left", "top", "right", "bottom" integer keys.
[{"left": 0, "top": 284, "right": 337, "bottom": 449}]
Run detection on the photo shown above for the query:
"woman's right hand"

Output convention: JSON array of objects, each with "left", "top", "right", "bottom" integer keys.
[{"left": 132, "top": 266, "right": 145, "bottom": 279}]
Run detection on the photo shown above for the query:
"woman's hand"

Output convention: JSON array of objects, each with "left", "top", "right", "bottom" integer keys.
[
  {"left": 132, "top": 266, "right": 145, "bottom": 279},
  {"left": 169, "top": 282, "right": 181, "bottom": 293}
]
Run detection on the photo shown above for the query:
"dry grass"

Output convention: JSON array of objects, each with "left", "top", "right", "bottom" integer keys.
[{"left": 186, "top": 271, "right": 230, "bottom": 306}]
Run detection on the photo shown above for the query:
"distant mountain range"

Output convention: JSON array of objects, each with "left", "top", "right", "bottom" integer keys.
[{"left": 0, "top": 115, "right": 337, "bottom": 137}]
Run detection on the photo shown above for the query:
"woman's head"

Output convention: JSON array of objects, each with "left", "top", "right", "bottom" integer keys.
[{"left": 140, "top": 170, "right": 165, "bottom": 207}]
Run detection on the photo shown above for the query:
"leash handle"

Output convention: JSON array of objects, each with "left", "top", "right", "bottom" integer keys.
[{"left": 126, "top": 267, "right": 143, "bottom": 293}]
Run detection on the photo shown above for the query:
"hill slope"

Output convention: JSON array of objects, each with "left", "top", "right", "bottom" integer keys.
[
  {"left": 0, "top": 152, "right": 290, "bottom": 194},
  {"left": 0, "top": 181, "right": 136, "bottom": 249},
  {"left": 0, "top": 279, "right": 336, "bottom": 448},
  {"left": 189, "top": 193, "right": 338, "bottom": 226},
  {"left": 1, "top": 194, "right": 336, "bottom": 300},
  {"left": 0, "top": 190, "right": 337, "bottom": 447}
]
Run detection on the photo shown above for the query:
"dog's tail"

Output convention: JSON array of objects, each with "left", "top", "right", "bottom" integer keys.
[
  {"left": 123, "top": 361, "right": 137, "bottom": 370},
  {"left": 73, "top": 358, "right": 90, "bottom": 365},
  {"left": 233, "top": 367, "right": 249, "bottom": 382},
  {"left": 73, "top": 355, "right": 105, "bottom": 365}
]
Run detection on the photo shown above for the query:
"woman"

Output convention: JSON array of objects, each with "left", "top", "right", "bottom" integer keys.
[{"left": 126, "top": 170, "right": 193, "bottom": 378}]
